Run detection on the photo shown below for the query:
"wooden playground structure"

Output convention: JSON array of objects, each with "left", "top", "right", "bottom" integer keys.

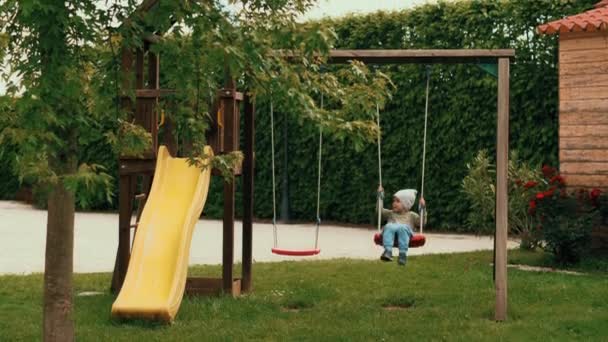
[
  {"left": 109, "top": 38, "right": 255, "bottom": 297},
  {"left": 110, "top": 0, "right": 514, "bottom": 322}
]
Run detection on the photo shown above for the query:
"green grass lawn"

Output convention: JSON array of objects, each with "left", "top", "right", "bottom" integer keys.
[{"left": 1, "top": 250, "right": 607, "bottom": 341}]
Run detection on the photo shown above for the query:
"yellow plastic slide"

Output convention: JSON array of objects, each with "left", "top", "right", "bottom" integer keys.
[{"left": 111, "top": 145, "right": 213, "bottom": 322}]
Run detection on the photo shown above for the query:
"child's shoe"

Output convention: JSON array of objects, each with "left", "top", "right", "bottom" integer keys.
[
  {"left": 380, "top": 250, "right": 393, "bottom": 261},
  {"left": 398, "top": 253, "right": 407, "bottom": 266}
]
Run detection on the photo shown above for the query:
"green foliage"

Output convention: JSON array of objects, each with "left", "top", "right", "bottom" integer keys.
[
  {"left": 0, "top": 97, "right": 19, "bottom": 199},
  {"left": 150, "top": 1, "right": 392, "bottom": 169},
  {"left": 0, "top": 0, "right": 124, "bottom": 210},
  {"left": 462, "top": 150, "right": 543, "bottom": 248},
  {"left": 1, "top": 1, "right": 392, "bottom": 211},
  {"left": 462, "top": 150, "right": 495, "bottom": 234},
  {"left": 63, "top": 164, "right": 114, "bottom": 209},
  {"left": 507, "top": 157, "right": 545, "bottom": 249},
  {"left": 534, "top": 190, "right": 598, "bottom": 265},
  {"left": 105, "top": 120, "right": 152, "bottom": 159}
]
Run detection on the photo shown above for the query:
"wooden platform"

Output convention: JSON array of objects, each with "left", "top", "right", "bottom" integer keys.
[{"left": 185, "top": 277, "right": 242, "bottom": 297}]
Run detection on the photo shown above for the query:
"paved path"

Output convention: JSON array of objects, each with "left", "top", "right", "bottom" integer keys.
[{"left": 0, "top": 201, "right": 519, "bottom": 274}]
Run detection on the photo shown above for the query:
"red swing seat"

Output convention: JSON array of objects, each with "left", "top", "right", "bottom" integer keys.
[
  {"left": 271, "top": 248, "right": 321, "bottom": 256},
  {"left": 373, "top": 232, "right": 426, "bottom": 248}
]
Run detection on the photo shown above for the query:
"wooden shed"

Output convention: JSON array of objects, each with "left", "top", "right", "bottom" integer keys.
[{"left": 538, "top": 0, "right": 608, "bottom": 189}]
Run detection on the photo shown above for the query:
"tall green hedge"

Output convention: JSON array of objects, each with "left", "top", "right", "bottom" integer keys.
[
  {"left": 0, "top": 96, "right": 19, "bottom": 200},
  {"left": 0, "top": 0, "right": 597, "bottom": 230}
]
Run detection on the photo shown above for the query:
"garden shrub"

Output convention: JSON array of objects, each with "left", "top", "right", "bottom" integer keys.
[
  {"left": 462, "top": 149, "right": 542, "bottom": 249},
  {"left": 527, "top": 166, "right": 600, "bottom": 264}
]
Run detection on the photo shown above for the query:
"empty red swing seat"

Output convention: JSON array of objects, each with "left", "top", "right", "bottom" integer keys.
[
  {"left": 373, "top": 232, "right": 426, "bottom": 248},
  {"left": 271, "top": 248, "right": 321, "bottom": 256}
]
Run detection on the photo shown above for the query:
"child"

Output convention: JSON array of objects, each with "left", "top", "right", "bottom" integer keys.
[{"left": 377, "top": 186, "right": 425, "bottom": 266}]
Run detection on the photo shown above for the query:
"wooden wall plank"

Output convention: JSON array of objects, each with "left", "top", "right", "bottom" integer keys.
[
  {"left": 560, "top": 112, "right": 608, "bottom": 125},
  {"left": 560, "top": 149, "right": 608, "bottom": 162},
  {"left": 560, "top": 99, "right": 608, "bottom": 113},
  {"left": 562, "top": 174, "right": 608, "bottom": 187},
  {"left": 560, "top": 87, "right": 608, "bottom": 101},
  {"left": 560, "top": 32, "right": 608, "bottom": 51},
  {"left": 560, "top": 61, "right": 608, "bottom": 76},
  {"left": 559, "top": 124, "right": 608, "bottom": 137},
  {"left": 561, "top": 30, "right": 608, "bottom": 41},
  {"left": 560, "top": 136, "right": 608, "bottom": 149},
  {"left": 560, "top": 74, "right": 608, "bottom": 88},
  {"left": 561, "top": 162, "right": 608, "bottom": 175},
  {"left": 559, "top": 49, "right": 608, "bottom": 64}
]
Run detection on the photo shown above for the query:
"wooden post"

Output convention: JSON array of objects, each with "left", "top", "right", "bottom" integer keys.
[
  {"left": 111, "top": 47, "right": 135, "bottom": 294},
  {"left": 141, "top": 49, "right": 160, "bottom": 189},
  {"left": 135, "top": 49, "right": 144, "bottom": 88},
  {"left": 112, "top": 175, "right": 135, "bottom": 293},
  {"left": 221, "top": 86, "right": 237, "bottom": 294},
  {"left": 163, "top": 114, "right": 178, "bottom": 156},
  {"left": 495, "top": 57, "right": 510, "bottom": 321},
  {"left": 242, "top": 93, "right": 255, "bottom": 292},
  {"left": 148, "top": 50, "right": 159, "bottom": 90}
]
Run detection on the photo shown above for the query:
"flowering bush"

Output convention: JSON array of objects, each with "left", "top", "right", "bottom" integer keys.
[
  {"left": 463, "top": 154, "right": 603, "bottom": 260},
  {"left": 462, "top": 150, "right": 542, "bottom": 248},
  {"left": 526, "top": 166, "right": 600, "bottom": 264}
]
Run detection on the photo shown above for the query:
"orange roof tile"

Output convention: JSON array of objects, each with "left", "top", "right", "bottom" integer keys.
[{"left": 538, "top": 1, "right": 608, "bottom": 35}]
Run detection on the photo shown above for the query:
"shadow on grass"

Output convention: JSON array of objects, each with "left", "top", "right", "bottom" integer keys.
[
  {"left": 109, "top": 317, "right": 171, "bottom": 329},
  {"left": 281, "top": 298, "right": 315, "bottom": 312},
  {"left": 380, "top": 296, "right": 416, "bottom": 311}
]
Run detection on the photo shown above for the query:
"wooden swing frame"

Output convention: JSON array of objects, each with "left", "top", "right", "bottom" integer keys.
[{"left": 323, "top": 49, "right": 513, "bottom": 322}]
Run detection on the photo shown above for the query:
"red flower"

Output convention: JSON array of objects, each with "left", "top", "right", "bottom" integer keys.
[
  {"left": 590, "top": 188, "right": 602, "bottom": 207},
  {"left": 523, "top": 181, "right": 538, "bottom": 189},
  {"left": 536, "top": 193, "right": 545, "bottom": 200},
  {"left": 515, "top": 179, "right": 523, "bottom": 186},
  {"left": 542, "top": 165, "right": 556, "bottom": 178},
  {"left": 549, "top": 175, "right": 566, "bottom": 186},
  {"left": 543, "top": 188, "right": 555, "bottom": 197},
  {"left": 528, "top": 200, "right": 537, "bottom": 213}
]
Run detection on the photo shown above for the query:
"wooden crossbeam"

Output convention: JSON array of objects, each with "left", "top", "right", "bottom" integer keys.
[
  {"left": 281, "top": 49, "right": 516, "bottom": 64},
  {"left": 326, "top": 49, "right": 515, "bottom": 64},
  {"left": 134, "top": 89, "right": 176, "bottom": 98}
]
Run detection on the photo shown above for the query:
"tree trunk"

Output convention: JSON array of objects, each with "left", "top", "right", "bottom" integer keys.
[{"left": 43, "top": 180, "right": 75, "bottom": 342}]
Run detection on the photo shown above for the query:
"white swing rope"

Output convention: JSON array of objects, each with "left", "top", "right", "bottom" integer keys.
[
  {"left": 376, "top": 103, "right": 383, "bottom": 233},
  {"left": 314, "top": 95, "right": 323, "bottom": 250},
  {"left": 419, "top": 66, "right": 431, "bottom": 234},
  {"left": 270, "top": 95, "right": 323, "bottom": 250},
  {"left": 270, "top": 99, "right": 278, "bottom": 248},
  {"left": 376, "top": 67, "right": 430, "bottom": 235}
]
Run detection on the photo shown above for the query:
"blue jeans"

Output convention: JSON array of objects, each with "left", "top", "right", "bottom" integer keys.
[{"left": 383, "top": 223, "right": 414, "bottom": 255}]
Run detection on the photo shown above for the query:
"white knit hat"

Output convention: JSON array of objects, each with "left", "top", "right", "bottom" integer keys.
[{"left": 393, "top": 189, "right": 417, "bottom": 211}]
